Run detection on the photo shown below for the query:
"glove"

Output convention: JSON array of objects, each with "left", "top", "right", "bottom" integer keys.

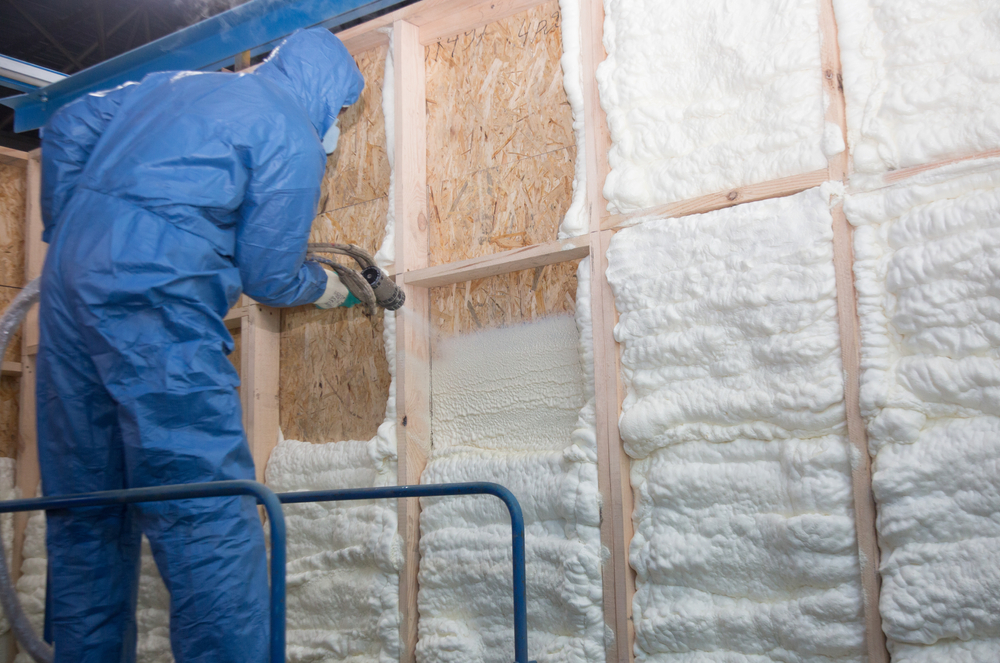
[{"left": 315, "top": 269, "right": 358, "bottom": 309}]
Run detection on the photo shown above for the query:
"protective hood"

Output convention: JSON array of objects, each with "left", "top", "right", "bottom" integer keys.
[{"left": 255, "top": 28, "right": 364, "bottom": 137}]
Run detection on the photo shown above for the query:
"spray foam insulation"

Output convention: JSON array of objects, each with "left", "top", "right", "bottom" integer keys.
[
  {"left": 595, "top": 0, "right": 829, "bottom": 214},
  {"left": 418, "top": 270, "right": 604, "bottom": 663},
  {"left": 833, "top": 0, "right": 1000, "bottom": 181},
  {"left": 846, "top": 157, "right": 1000, "bottom": 662},
  {"left": 607, "top": 188, "right": 866, "bottom": 662}
]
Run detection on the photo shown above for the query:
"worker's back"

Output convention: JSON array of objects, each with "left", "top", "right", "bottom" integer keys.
[
  {"left": 32, "top": 30, "right": 364, "bottom": 663},
  {"left": 66, "top": 70, "right": 322, "bottom": 257}
]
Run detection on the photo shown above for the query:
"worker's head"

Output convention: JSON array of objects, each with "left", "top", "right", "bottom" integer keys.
[{"left": 255, "top": 28, "right": 364, "bottom": 150}]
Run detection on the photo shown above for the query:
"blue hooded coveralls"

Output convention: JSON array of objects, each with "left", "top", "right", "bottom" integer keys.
[{"left": 36, "top": 29, "right": 363, "bottom": 663}]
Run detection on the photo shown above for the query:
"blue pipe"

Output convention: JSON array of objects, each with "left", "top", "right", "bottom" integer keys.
[{"left": 0, "top": 480, "right": 287, "bottom": 663}]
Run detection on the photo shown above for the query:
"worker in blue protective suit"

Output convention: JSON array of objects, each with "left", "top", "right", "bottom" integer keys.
[{"left": 35, "top": 28, "right": 363, "bottom": 663}]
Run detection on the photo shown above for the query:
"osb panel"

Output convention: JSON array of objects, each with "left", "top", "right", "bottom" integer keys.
[
  {"left": 310, "top": 196, "right": 389, "bottom": 258},
  {"left": 431, "top": 259, "right": 580, "bottom": 338},
  {"left": 279, "top": 306, "right": 390, "bottom": 443},
  {"left": 0, "top": 162, "right": 26, "bottom": 288},
  {"left": 425, "top": 0, "right": 573, "bottom": 184},
  {"left": 0, "top": 376, "right": 18, "bottom": 459},
  {"left": 429, "top": 146, "right": 574, "bottom": 264},
  {"left": 279, "top": 196, "right": 391, "bottom": 444},
  {"left": 322, "top": 45, "right": 390, "bottom": 212},
  {"left": 0, "top": 287, "right": 22, "bottom": 363}
]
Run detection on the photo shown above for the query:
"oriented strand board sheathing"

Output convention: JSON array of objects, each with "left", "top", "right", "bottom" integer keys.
[
  {"left": 0, "top": 377, "right": 18, "bottom": 459},
  {"left": 846, "top": 158, "right": 1000, "bottom": 662},
  {"left": 0, "top": 161, "right": 26, "bottom": 289},
  {"left": 426, "top": 0, "right": 576, "bottom": 264},
  {"left": 280, "top": 45, "right": 392, "bottom": 445},
  {"left": 280, "top": 307, "right": 392, "bottom": 443},
  {"left": 324, "top": 45, "right": 391, "bottom": 210},
  {"left": 428, "top": 148, "right": 576, "bottom": 265},
  {"left": 431, "top": 260, "right": 580, "bottom": 337}
]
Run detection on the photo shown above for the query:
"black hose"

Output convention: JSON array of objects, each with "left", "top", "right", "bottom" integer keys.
[{"left": 0, "top": 277, "right": 54, "bottom": 662}]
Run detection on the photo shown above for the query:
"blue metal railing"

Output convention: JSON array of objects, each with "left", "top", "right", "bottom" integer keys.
[{"left": 0, "top": 480, "right": 532, "bottom": 663}]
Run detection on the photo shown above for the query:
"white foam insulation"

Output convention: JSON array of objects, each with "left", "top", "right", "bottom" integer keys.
[
  {"left": 846, "top": 157, "right": 1000, "bottom": 662},
  {"left": 833, "top": 0, "right": 1000, "bottom": 183},
  {"left": 594, "top": 0, "right": 829, "bottom": 214},
  {"left": 606, "top": 187, "right": 866, "bottom": 662}
]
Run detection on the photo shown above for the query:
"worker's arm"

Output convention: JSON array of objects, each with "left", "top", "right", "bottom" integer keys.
[
  {"left": 234, "top": 121, "right": 328, "bottom": 307},
  {"left": 40, "top": 82, "right": 136, "bottom": 242}
]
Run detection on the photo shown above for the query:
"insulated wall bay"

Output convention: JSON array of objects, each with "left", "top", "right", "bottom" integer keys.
[
  {"left": 833, "top": 0, "right": 1000, "bottom": 180},
  {"left": 607, "top": 188, "right": 867, "bottom": 662},
  {"left": 846, "top": 159, "right": 1000, "bottom": 662},
  {"left": 595, "top": 0, "right": 830, "bottom": 213},
  {"left": 418, "top": 266, "right": 604, "bottom": 663}
]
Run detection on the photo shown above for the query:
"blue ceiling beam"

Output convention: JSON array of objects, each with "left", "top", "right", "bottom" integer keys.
[{"left": 2, "top": 0, "right": 405, "bottom": 132}]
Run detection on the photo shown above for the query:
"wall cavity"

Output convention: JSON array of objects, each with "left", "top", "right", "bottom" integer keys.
[
  {"left": 595, "top": 0, "right": 828, "bottom": 213},
  {"left": 417, "top": 276, "right": 604, "bottom": 663},
  {"left": 607, "top": 187, "right": 866, "bottom": 662},
  {"left": 846, "top": 158, "right": 1000, "bottom": 662},
  {"left": 833, "top": 0, "right": 1000, "bottom": 182}
]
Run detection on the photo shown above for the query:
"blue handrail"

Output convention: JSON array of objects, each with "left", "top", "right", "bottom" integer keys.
[
  {"left": 277, "top": 481, "right": 531, "bottom": 663},
  {"left": 0, "top": 480, "right": 287, "bottom": 662},
  {"left": 0, "top": 480, "right": 533, "bottom": 663}
]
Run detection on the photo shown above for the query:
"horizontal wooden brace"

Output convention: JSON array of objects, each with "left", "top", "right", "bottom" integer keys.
[
  {"left": 602, "top": 168, "right": 829, "bottom": 229},
  {"left": 0, "top": 146, "right": 29, "bottom": 166},
  {"left": 400, "top": 235, "right": 590, "bottom": 288},
  {"left": 1, "top": 361, "right": 22, "bottom": 377}
]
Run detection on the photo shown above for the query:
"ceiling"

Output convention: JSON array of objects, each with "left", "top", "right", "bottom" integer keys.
[{"left": 0, "top": 0, "right": 249, "bottom": 150}]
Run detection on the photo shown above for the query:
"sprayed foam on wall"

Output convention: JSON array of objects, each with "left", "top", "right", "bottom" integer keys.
[
  {"left": 594, "top": 0, "right": 829, "bottom": 214},
  {"left": 607, "top": 187, "right": 866, "bottom": 662},
  {"left": 266, "top": 436, "right": 402, "bottom": 663},
  {"left": 833, "top": 0, "right": 1000, "bottom": 183},
  {"left": 556, "top": 0, "right": 588, "bottom": 238},
  {"left": 0, "top": 457, "right": 15, "bottom": 637},
  {"left": 846, "top": 157, "right": 1000, "bottom": 662},
  {"left": 416, "top": 268, "right": 604, "bottom": 663}
]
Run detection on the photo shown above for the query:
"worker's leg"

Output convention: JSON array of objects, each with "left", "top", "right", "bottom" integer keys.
[
  {"left": 36, "top": 284, "right": 142, "bottom": 663},
  {"left": 102, "top": 337, "right": 269, "bottom": 663}
]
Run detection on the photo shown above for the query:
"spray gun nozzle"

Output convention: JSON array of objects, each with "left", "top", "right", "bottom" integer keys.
[{"left": 362, "top": 266, "right": 406, "bottom": 311}]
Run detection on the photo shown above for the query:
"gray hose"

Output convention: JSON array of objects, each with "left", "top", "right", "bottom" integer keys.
[{"left": 0, "top": 277, "right": 54, "bottom": 662}]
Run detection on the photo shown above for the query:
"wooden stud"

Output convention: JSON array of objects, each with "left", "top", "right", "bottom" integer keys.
[
  {"left": 403, "top": 235, "right": 590, "bottom": 288},
  {"left": 602, "top": 168, "right": 829, "bottom": 230},
  {"left": 392, "top": 19, "right": 431, "bottom": 663},
  {"left": 240, "top": 304, "right": 281, "bottom": 485},
  {"left": 819, "top": 1, "right": 889, "bottom": 660},
  {"left": 831, "top": 203, "right": 887, "bottom": 663},
  {"left": 0, "top": 146, "right": 29, "bottom": 167},
  {"left": 577, "top": 0, "right": 636, "bottom": 658},
  {"left": 590, "top": 229, "right": 635, "bottom": 663},
  {"left": 12, "top": 151, "right": 44, "bottom": 661}
]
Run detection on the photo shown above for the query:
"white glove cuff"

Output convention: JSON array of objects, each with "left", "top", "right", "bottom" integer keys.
[{"left": 315, "top": 268, "right": 350, "bottom": 309}]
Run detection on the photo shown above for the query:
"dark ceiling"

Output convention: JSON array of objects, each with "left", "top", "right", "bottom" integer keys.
[{"left": 0, "top": 0, "right": 249, "bottom": 150}]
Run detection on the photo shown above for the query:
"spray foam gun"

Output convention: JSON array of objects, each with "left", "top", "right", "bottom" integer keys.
[{"left": 306, "top": 243, "right": 404, "bottom": 317}]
